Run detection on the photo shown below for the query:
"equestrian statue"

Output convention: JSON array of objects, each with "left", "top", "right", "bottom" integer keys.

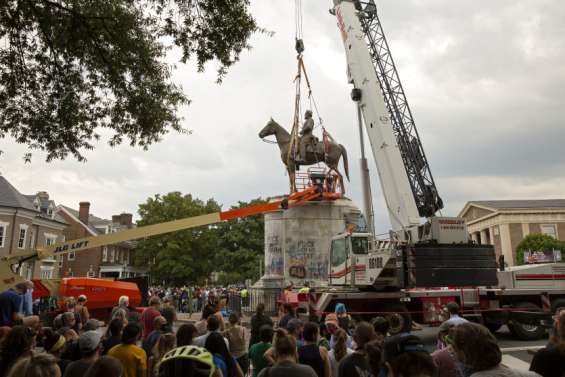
[{"left": 259, "top": 113, "right": 350, "bottom": 193}]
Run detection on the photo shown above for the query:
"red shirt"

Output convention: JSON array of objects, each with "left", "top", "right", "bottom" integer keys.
[{"left": 141, "top": 307, "right": 160, "bottom": 339}]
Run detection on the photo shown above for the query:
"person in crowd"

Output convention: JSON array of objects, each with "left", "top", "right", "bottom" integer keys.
[
  {"left": 75, "top": 295, "right": 90, "bottom": 327},
  {"left": 432, "top": 323, "right": 462, "bottom": 377},
  {"left": 338, "top": 321, "right": 377, "bottom": 377},
  {"left": 83, "top": 319, "right": 100, "bottom": 332},
  {"left": 317, "top": 323, "right": 330, "bottom": 350},
  {"left": 160, "top": 297, "right": 177, "bottom": 332},
  {"left": 141, "top": 297, "right": 162, "bottom": 340},
  {"left": 365, "top": 339, "right": 383, "bottom": 377},
  {"left": 530, "top": 309, "right": 565, "bottom": 377},
  {"left": 225, "top": 313, "right": 248, "bottom": 375},
  {"left": 263, "top": 319, "right": 304, "bottom": 366},
  {"left": 57, "top": 313, "right": 77, "bottom": 336},
  {"left": 0, "top": 327, "right": 10, "bottom": 343},
  {"left": 452, "top": 322, "right": 539, "bottom": 377},
  {"left": 84, "top": 356, "right": 123, "bottom": 377},
  {"left": 298, "top": 322, "right": 331, "bottom": 377},
  {"left": 108, "top": 324, "right": 147, "bottom": 377},
  {"left": 101, "top": 319, "right": 123, "bottom": 356},
  {"left": 328, "top": 328, "right": 353, "bottom": 377},
  {"left": 438, "top": 302, "right": 468, "bottom": 347},
  {"left": 287, "top": 318, "right": 304, "bottom": 347},
  {"left": 258, "top": 329, "right": 317, "bottom": 377},
  {"left": 213, "top": 301, "right": 226, "bottom": 332},
  {"left": 194, "top": 316, "right": 229, "bottom": 349},
  {"left": 325, "top": 313, "right": 352, "bottom": 349},
  {"left": 0, "top": 281, "right": 39, "bottom": 329},
  {"left": 371, "top": 316, "right": 390, "bottom": 338},
  {"left": 64, "top": 299, "right": 81, "bottom": 333},
  {"left": 157, "top": 345, "right": 221, "bottom": 377},
  {"left": 142, "top": 316, "right": 168, "bottom": 357},
  {"left": 249, "top": 325, "right": 273, "bottom": 377},
  {"left": 148, "top": 333, "right": 176, "bottom": 377},
  {"left": 7, "top": 354, "right": 60, "bottom": 377},
  {"left": 63, "top": 331, "right": 102, "bottom": 377},
  {"left": 250, "top": 304, "right": 273, "bottom": 349},
  {"left": 196, "top": 305, "right": 215, "bottom": 336},
  {"left": 383, "top": 334, "right": 435, "bottom": 377},
  {"left": 111, "top": 296, "right": 130, "bottom": 321},
  {"left": 43, "top": 328, "right": 71, "bottom": 375},
  {"left": 278, "top": 304, "right": 296, "bottom": 330},
  {"left": 60, "top": 329, "right": 81, "bottom": 362},
  {"left": 0, "top": 326, "right": 35, "bottom": 377},
  {"left": 176, "top": 323, "right": 197, "bottom": 347},
  {"left": 205, "top": 332, "right": 243, "bottom": 377},
  {"left": 335, "top": 303, "right": 351, "bottom": 334}
]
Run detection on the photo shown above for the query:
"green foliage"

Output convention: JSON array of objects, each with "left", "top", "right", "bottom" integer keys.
[
  {"left": 516, "top": 233, "right": 565, "bottom": 265},
  {"left": 213, "top": 198, "right": 267, "bottom": 284},
  {"left": 135, "top": 192, "right": 221, "bottom": 285},
  {"left": 0, "top": 0, "right": 265, "bottom": 161},
  {"left": 135, "top": 194, "right": 266, "bottom": 285}
]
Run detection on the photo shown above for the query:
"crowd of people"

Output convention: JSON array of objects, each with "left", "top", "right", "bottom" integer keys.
[
  {"left": 148, "top": 286, "right": 248, "bottom": 315},
  {"left": 2, "top": 281, "right": 565, "bottom": 377}
]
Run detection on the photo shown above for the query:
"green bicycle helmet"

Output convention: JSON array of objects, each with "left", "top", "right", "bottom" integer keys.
[{"left": 158, "top": 346, "right": 216, "bottom": 377}]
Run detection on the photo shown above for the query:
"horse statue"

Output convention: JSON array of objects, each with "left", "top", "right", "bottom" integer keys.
[{"left": 259, "top": 118, "right": 350, "bottom": 193}]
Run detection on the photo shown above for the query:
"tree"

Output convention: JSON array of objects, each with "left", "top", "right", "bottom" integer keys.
[
  {"left": 213, "top": 198, "right": 266, "bottom": 284},
  {"left": 135, "top": 192, "right": 221, "bottom": 285},
  {"left": 0, "top": 0, "right": 265, "bottom": 161},
  {"left": 516, "top": 233, "right": 565, "bottom": 265}
]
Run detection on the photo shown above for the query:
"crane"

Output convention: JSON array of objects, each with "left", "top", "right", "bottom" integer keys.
[{"left": 328, "top": 0, "right": 497, "bottom": 289}]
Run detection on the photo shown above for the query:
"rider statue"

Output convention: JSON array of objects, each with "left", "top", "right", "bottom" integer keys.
[{"left": 297, "top": 110, "right": 315, "bottom": 163}]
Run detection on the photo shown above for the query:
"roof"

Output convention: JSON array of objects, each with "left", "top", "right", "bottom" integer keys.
[
  {"left": 0, "top": 176, "right": 38, "bottom": 211},
  {"left": 469, "top": 200, "right": 565, "bottom": 210},
  {"left": 59, "top": 205, "right": 111, "bottom": 235}
]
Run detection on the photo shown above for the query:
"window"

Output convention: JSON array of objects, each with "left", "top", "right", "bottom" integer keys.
[
  {"left": 18, "top": 225, "right": 28, "bottom": 249},
  {"left": 0, "top": 223, "right": 7, "bottom": 248},
  {"left": 351, "top": 236, "right": 369, "bottom": 255},
  {"left": 125, "top": 251, "right": 130, "bottom": 265},
  {"left": 40, "top": 269, "right": 53, "bottom": 279},
  {"left": 541, "top": 224, "right": 557, "bottom": 239},
  {"left": 45, "top": 234, "right": 57, "bottom": 246},
  {"left": 68, "top": 251, "right": 75, "bottom": 261},
  {"left": 58, "top": 255, "right": 63, "bottom": 268},
  {"left": 331, "top": 238, "right": 348, "bottom": 267},
  {"left": 110, "top": 248, "right": 115, "bottom": 263},
  {"left": 102, "top": 247, "right": 108, "bottom": 262}
]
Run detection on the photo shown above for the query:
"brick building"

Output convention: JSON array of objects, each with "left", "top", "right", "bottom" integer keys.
[
  {"left": 459, "top": 200, "right": 565, "bottom": 266},
  {"left": 57, "top": 203, "right": 146, "bottom": 278},
  {"left": 0, "top": 175, "right": 67, "bottom": 279}
]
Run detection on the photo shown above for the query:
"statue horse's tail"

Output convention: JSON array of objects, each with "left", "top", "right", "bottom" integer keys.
[{"left": 339, "top": 144, "right": 350, "bottom": 181}]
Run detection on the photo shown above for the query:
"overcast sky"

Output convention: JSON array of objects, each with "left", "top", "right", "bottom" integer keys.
[{"left": 2, "top": 0, "right": 564, "bottom": 234}]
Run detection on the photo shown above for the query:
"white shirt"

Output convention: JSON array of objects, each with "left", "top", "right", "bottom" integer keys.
[
  {"left": 193, "top": 331, "right": 230, "bottom": 350},
  {"left": 328, "top": 348, "right": 354, "bottom": 377}
]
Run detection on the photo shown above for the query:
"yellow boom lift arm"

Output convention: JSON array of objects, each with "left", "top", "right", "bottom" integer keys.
[{"left": 1, "top": 183, "right": 341, "bottom": 290}]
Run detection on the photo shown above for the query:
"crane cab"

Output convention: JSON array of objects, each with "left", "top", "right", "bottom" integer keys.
[
  {"left": 329, "top": 232, "right": 401, "bottom": 289},
  {"left": 329, "top": 232, "right": 389, "bottom": 287}
]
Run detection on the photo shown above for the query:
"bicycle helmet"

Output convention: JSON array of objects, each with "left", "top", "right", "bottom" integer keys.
[{"left": 158, "top": 346, "right": 215, "bottom": 377}]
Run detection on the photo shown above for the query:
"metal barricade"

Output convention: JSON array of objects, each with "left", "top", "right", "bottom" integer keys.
[{"left": 246, "top": 288, "right": 283, "bottom": 317}]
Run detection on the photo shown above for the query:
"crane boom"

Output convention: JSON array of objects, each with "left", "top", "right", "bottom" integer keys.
[{"left": 334, "top": 0, "right": 421, "bottom": 235}]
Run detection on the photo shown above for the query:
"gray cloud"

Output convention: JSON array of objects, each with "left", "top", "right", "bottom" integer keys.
[{"left": 1, "top": 0, "right": 563, "bottom": 236}]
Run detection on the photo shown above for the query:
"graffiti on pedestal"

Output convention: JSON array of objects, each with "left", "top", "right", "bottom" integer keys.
[
  {"left": 287, "top": 239, "right": 328, "bottom": 280},
  {"left": 266, "top": 234, "right": 283, "bottom": 275}
]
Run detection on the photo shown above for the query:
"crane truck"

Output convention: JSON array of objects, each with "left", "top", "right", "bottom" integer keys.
[{"left": 285, "top": 0, "right": 565, "bottom": 340}]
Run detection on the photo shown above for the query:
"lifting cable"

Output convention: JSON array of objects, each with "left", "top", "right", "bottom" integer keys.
[{"left": 287, "top": 0, "right": 325, "bottom": 167}]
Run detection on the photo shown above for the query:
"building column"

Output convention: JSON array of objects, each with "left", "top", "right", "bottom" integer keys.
[
  {"left": 471, "top": 232, "right": 479, "bottom": 244},
  {"left": 522, "top": 223, "right": 530, "bottom": 238},
  {"left": 480, "top": 229, "right": 489, "bottom": 245},
  {"left": 500, "top": 223, "right": 514, "bottom": 266}
]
